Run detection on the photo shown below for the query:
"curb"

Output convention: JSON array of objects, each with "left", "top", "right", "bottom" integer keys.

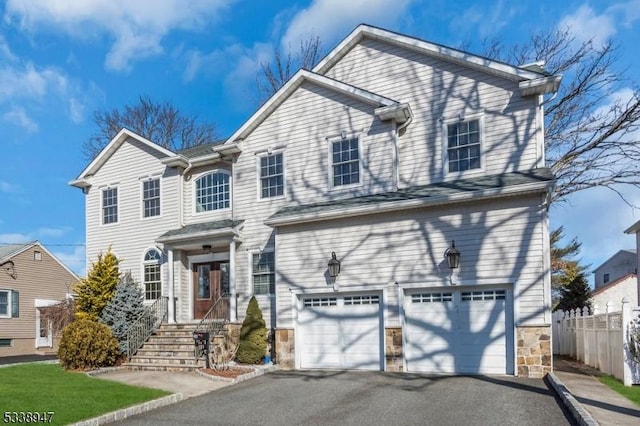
[
  {"left": 69, "top": 393, "right": 184, "bottom": 426},
  {"left": 546, "top": 372, "right": 599, "bottom": 426}
]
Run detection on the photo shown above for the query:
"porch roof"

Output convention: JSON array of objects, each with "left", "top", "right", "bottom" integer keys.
[
  {"left": 156, "top": 219, "right": 244, "bottom": 250},
  {"left": 265, "top": 168, "right": 554, "bottom": 227}
]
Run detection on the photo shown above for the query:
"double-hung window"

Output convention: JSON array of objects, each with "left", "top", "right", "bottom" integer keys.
[
  {"left": 143, "top": 179, "right": 160, "bottom": 218},
  {"left": 195, "top": 172, "right": 230, "bottom": 212},
  {"left": 102, "top": 187, "right": 118, "bottom": 224},
  {"left": 252, "top": 252, "right": 275, "bottom": 295},
  {"left": 0, "top": 290, "right": 19, "bottom": 318},
  {"left": 445, "top": 118, "right": 482, "bottom": 173},
  {"left": 143, "top": 249, "right": 162, "bottom": 300},
  {"left": 259, "top": 153, "right": 284, "bottom": 198},
  {"left": 331, "top": 137, "right": 360, "bottom": 187}
]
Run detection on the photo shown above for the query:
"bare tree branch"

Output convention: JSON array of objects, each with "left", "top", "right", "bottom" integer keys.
[
  {"left": 83, "top": 95, "right": 218, "bottom": 160},
  {"left": 482, "top": 28, "right": 640, "bottom": 205},
  {"left": 256, "top": 35, "right": 324, "bottom": 102}
]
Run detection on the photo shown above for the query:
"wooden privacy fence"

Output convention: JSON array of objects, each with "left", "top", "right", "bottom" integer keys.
[{"left": 552, "top": 298, "right": 640, "bottom": 386}]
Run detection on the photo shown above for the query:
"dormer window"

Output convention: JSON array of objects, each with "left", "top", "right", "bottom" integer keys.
[{"left": 195, "top": 171, "right": 230, "bottom": 212}]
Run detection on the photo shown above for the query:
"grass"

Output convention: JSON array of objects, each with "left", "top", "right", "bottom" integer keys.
[
  {"left": 0, "top": 363, "right": 170, "bottom": 425},
  {"left": 598, "top": 375, "right": 640, "bottom": 406}
]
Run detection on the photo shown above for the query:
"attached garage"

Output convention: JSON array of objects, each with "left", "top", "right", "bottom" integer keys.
[
  {"left": 404, "top": 287, "right": 514, "bottom": 375},
  {"left": 297, "top": 293, "right": 383, "bottom": 370}
]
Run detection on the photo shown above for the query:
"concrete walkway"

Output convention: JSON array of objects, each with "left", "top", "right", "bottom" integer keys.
[{"left": 552, "top": 356, "right": 640, "bottom": 425}]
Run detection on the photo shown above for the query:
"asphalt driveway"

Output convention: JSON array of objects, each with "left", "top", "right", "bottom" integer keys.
[{"left": 117, "top": 370, "right": 572, "bottom": 425}]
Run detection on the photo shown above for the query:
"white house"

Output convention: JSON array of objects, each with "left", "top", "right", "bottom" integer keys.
[
  {"left": 70, "top": 24, "right": 560, "bottom": 378},
  {"left": 591, "top": 273, "right": 638, "bottom": 309},
  {"left": 593, "top": 249, "right": 637, "bottom": 289}
]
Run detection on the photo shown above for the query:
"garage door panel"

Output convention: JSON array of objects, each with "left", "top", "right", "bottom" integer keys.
[
  {"left": 298, "top": 293, "right": 382, "bottom": 370},
  {"left": 405, "top": 288, "right": 512, "bottom": 375}
]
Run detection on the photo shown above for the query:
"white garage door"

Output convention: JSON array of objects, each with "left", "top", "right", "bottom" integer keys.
[
  {"left": 298, "top": 294, "right": 382, "bottom": 370},
  {"left": 404, "top": 289, "right": 513, "bottom": 375}
]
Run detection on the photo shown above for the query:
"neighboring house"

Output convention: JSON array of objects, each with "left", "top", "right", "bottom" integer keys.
[
  {"left": 70, "top": 24, "right": 560, "bottom": 377},
  {"left": 591, "top": 273, "right": 638, "bottom": 309},
  {"left": 592, "top": 249, "right": 637, "bottom": 289},
  {"left": 0, "top": 241, "right": 78, "bottom": 356}
]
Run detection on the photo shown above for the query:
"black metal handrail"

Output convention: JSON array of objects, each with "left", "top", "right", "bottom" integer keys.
[
  {"left": 194, "top": 296, "right": 230, "bottom": 364},
  {"left": 126, "top": 296, "right": 168, "bottom": 360}
]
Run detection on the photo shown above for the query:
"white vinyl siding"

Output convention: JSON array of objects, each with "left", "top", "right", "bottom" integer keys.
[
  {"left": 323, "top": 38, "right": 541, "bottom": 186},
  {"left": 275, "top": 194, "right": 547, "bottom": 328}
]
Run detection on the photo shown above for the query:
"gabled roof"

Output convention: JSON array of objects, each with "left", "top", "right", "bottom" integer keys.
[
  {"left": 177, "top": 140, "right": 227, "bottom": 158},
  {"left": 0, "top": 241, "right": 79, "bottom": 280},
  {"left": 228, "top": 69, "right": 407, "bottom": 143},
  {"left": 625, "top": 220, "right": 640, "bottom": 234},
  {"left": 70, "top": 128, "right": 176, "bottom": 188},
  {"left": 266, "top": 168, "right": 554, "bottom": 226},
  {"left": 156, "top": 219, "right": 244, "bottom": 244},
  {"left": 592, "top": 249, "right": 637, "bottom": 273},
  {"left": 314, "top": 24, "right": 560, "bottom": 89}
]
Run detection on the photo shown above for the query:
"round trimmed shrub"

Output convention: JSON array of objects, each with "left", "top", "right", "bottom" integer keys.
[{"left": 58, "top": 318, "right": 120, "bottom": 370}]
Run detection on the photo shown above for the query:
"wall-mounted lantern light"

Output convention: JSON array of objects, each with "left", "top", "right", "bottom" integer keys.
[
  {"left": 328, "top": 252, "right": 341, "bottom": 278},
  {"left": 444, "top": 240, "right": 460, "bottom": 269},
  {"left": 202, "top": 244, "right": 212, "bottom": 254}
]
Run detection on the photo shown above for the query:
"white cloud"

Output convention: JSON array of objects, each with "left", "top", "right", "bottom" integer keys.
[
  {"left": 0, "top": 36, "right": 17, "bottom": 62},
  {"left": 0, "top": 63, "right": 68, "bottom": 102},
  {"left": 4, "top": 0, "right": 238, "bottom": 72},
  {"left": 2, "top": 106, "right": 38, "bottom": 132},
  {"left": 451, "top": 0, "right": 519, "bottom": 39},
  {"left": 0, "top": 181, "right": 20, "bottom": 193},
  {"left": 0, "top": 233, "right": 31, "bottom": 244},
  {"left": 282, "top": 0, "right": 414, "bottom": 52},
  {"left": 38, "top": 226, "right": 72, "bottom": 238},
  {"left": 52, "top": 245, "right": 86, "bottom": 277},
  {"left": 559, "top": 4, "right": 616, "bottom": 46}
]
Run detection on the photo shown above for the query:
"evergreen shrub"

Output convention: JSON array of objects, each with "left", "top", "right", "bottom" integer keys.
[
  {"left": 236, "top": 296, "right": 267, "bottom": 364},
  {"left": 58, "top": 319, "right": 120, "bottom": 370},
  {"left": 100, "top": 272, "right": 146, "bottom": 354}
]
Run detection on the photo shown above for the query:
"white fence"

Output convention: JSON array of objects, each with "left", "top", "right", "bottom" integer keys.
[{"left": 552, "top": 298, "right": 640, "bottom": 386}]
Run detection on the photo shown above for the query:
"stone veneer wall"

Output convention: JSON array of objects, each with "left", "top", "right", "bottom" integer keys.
[
  {"left": 517, "top": 326, "right": 552, "bottom": 378},
  {"left": 385, "top": 327, "right": 403, "bottom": 371},
  {"left": 275, "top": 328, "right": 295, "bottom": 369}
]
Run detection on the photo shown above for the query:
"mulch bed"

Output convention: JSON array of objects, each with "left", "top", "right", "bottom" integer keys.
[{"left": 200, "top": 366, "right": 255, "bottom": 379}]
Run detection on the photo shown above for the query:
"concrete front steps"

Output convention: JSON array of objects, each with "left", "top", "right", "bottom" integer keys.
[{"left": 123, "top": 323, "right": 205, "bottom": 372}]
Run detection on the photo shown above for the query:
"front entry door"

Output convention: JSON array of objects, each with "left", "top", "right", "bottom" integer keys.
[
  {"left": 193, "top": 263, "right": 219, "bottom": 320},
  {"left": 36, "top": 309, "right": 52, "bottom": 348}
]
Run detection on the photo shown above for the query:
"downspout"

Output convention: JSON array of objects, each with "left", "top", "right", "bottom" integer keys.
[{"left": 181, "top": 161, "right": 194, "bottom": 227}]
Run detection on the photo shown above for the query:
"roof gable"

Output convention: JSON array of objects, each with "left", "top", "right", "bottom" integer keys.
[
  {"left": 228, "top": 69, "right": 401, "bottom": 143},
  {"left": 314, "top": 24, "right": 552, "bottom": 84},
  {"left": 70, "top": 128, "right": 176, "bottom": 188},
  {"left": 0, "top": 241, "right": 79, "bottom": 280}
]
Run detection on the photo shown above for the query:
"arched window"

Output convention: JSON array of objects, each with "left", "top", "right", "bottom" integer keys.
[
  {"left": 143, "top": 248, "right": 162, "bottom": 300},
  {"left": 195, "top": 172, "right": 230, "bottom": 212}
]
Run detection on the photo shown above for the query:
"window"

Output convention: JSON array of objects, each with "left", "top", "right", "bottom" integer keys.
[
  {"left": 143, "top": 179, "right": 160, "bottom": 218},
  {"left": 603, "top": 273, "right": 610, "bottom": 284},
  {"left": 102, "top": 187, "right": 118, "bottom": 224},
  {"left": 446, "top": 118, "right": 481, "bottom": 173},
  {"left": 34, "top": 251, "right": 42, "bottom": 261},
  {"left": 195, "top": 172, "right": 230, "bottom": 212},
  {"left": 0, "top": 290, "right": 18, "bottom": 318},
  {"left": 461, "top": 290, "right": 506, "bottom": 301},
  {"left": 331, "top": 137, "right": 360, "bottom": 187},
  {"left": 0, "top": 339, "right": 12, "bottom": 347},
  {"left": 143, "top": 249, "right": 162, "bottom": 300},
  {"left": 259, "top": 153, "right": 284, "bottom": 198},
  {"left": 252, "top": 252, "right": 275, "bottom": 295}
]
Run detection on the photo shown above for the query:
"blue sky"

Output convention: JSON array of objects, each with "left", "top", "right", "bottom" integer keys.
[{"left": 1, "top": 0, "right": 639, "bottom": 280}]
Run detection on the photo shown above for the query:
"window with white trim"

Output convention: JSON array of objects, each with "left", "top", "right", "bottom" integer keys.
[
  {"left": 102, "top": 187, "right": 118, "bottom": 224},
  {"left": 195, "top": 172, "right": 230, "bottom": 212},
  {"left": 252, "top": 251, "right": 274, "bottom": 295},
  {"left": 142, "top": 178, "right": 160, "bottom": 218},
  {"left": 445, "top": 118, "right": 482, "bottom": 173},
  {"left": 330, "top": 137, "right": 360, "bottom": 187},
  {"left": 0, "top": 290, "right": 18, "bottom": 318},
  {"left": 259, "top": 153, "right": 284, "bottom": 198},
  {"left": 143, "top": 249, "right": 162, "bottom": 300}
]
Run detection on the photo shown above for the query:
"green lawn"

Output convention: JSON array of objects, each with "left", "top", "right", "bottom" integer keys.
[
  {"left": 598, "top": 375, "right": 640, "bottom": 406},
  {"left": 0, "top": 363, "right": 170, "bottom": 425}
]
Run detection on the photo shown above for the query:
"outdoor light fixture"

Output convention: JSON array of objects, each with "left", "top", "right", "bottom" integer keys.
[
  {"left": 202, "top": 244, "right": 212, "bottom": 254},
  {"left": 328, "top": 252, "right": 341, "bottom": 278},
  {"left": 444, "top": 240, "right": 461, "bottom": 269}
]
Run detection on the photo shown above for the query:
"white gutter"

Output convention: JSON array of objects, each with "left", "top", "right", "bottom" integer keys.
[{"left": 265, "top": 180, "right": 553, "bottom": 227}]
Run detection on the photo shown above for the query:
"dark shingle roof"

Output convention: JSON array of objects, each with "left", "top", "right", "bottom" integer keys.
[
  {"left": 158, "top": 219, "right": 243, "bottom": 239},
  {"left": 0, "top": 242, "right": 34, "bottom": 262},
  {"left": 269, "top": 168, "right": 553, "bottom": 220},
  {"left": 176, "top": 140, "right": 227, "bottom": 159}
]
